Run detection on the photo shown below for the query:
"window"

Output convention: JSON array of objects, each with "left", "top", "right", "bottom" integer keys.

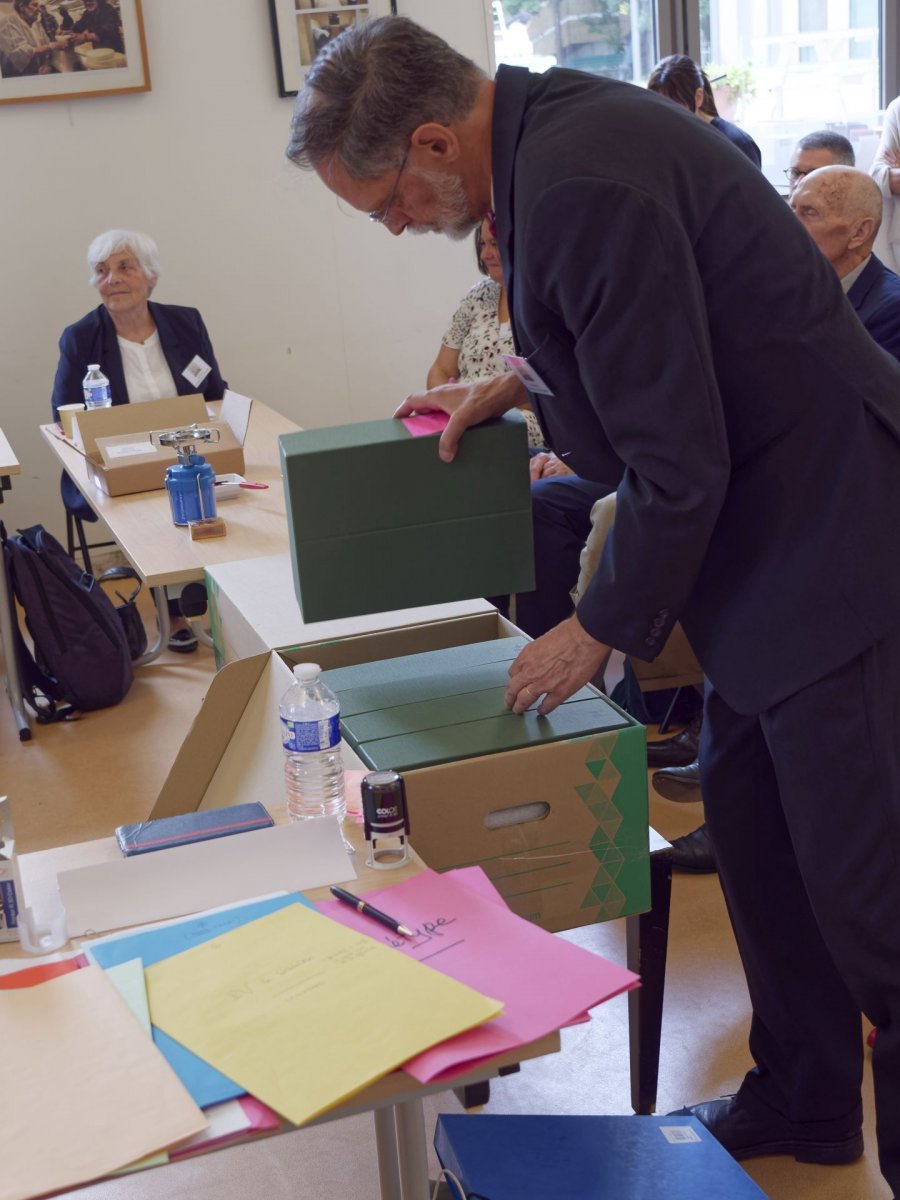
[
  {"left": 799, "top": 0, "right": 827, "bottom": 33},
  {"left": 699, "top": 0, "right": 883, "bottom": 189},
  {"left": 491, "top": 0, "right": 658, "bottom": 83},
  {"left": 489, "top": 0, "right": 890, "bottom": 192}
]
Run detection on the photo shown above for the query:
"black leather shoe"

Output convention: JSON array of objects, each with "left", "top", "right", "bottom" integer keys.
[
  {"left": 652, "top": 760, "right": 701, "bottom": 802},
  {"left": 668, "top": 1096, "right": 864, "bottom": 1166},
  {"left": 646, "top": 713, "right": 702, "bottom": 767},
  {"left": 669, "top": 823, "right": 716, "bottom": 873}
]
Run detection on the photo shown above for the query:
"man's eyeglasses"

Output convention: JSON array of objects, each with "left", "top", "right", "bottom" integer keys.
[
  {"left": 368, "top": 145, "right": 410, "bottom": 225},
  {"left": 784, "top": 167, "right": 810, "bottom": 183}
]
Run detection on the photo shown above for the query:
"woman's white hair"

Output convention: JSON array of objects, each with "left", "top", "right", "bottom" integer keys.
[{"left": 87, "top": 230, "right": 161, "bottom": 289}]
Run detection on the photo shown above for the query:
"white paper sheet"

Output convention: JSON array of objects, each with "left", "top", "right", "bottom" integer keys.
[{"left": 58, "top": 820, "right": 356, "bottom": 936}]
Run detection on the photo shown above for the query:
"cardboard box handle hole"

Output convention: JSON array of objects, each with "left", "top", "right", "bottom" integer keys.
[{"left": 483, "top": 801, "right": 550, "bottom": 829}]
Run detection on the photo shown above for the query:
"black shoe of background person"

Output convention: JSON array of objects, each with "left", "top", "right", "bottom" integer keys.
[
  {"left": 669, "top": 823, "right": 717, "bottom": 873},
  {"left": 652, "top": 759, "right": 702, "bottom": 802},
  {"left": 668, "top": 1096, "right": 864, "bottom": 1166},
  {"left": 646, "top": 712, "right": 702, "bottom": 768}
]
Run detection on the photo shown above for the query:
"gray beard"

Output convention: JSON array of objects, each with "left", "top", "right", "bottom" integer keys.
[{"left": 407, "top": 169, "right": 478, "bottom": 241}]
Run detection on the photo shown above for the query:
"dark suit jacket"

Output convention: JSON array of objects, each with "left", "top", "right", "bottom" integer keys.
[
  {"left": 492, "top": 65, "right": 900, "bottom": 714},
  {"left": 51, "top": 301, "right": 226, "bottom": 516},
  {"left": 710, "top": 116, "right": 762, "bottom": 167},
  {"left": 847, "top": 254, "right": 900, "bottom": 364},
  {"left": 52, "top": 301, "right": 225, "bottom": 419}
]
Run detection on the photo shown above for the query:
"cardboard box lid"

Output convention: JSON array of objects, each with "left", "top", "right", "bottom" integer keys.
[
  {"left": 280, "top": 415, "right": 531, "bottom": 538},
  {"left": 322, "top": 641, "right": 629, "bottom": 772},
  {"left": 72, "top": 390, "right": 252, "bottom": 458},
  {"left": 73, "top": 394, "right": 208, "bottom": 456}
]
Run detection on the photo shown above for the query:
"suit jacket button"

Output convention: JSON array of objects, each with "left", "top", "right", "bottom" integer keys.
[{"left": 644, "top": 636, "right": 655, "bottom": 647}]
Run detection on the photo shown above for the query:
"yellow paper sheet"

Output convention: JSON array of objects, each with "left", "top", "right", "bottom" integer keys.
[
  {"left": 145, "top": 904, "right": 503, "bottom": 1126},
  {"left": 0, "top": 965, "right": 206, "bottom": 1200}
]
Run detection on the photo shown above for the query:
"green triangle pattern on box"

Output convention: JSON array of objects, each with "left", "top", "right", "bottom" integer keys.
[{"left": 577, "top": 732, "right": 650, "bottom": 919}]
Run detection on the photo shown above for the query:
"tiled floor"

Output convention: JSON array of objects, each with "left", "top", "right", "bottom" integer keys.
[{"left": 1, "top": 615, "right": 890, "bottom": 1199}]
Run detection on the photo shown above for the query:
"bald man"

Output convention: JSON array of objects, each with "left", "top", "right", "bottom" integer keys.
[{"left": 791, "top": 164, "right": 900, "bottom": 363}]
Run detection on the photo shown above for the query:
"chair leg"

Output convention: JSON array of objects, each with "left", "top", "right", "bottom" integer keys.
[
  {"left": 65, "top": 509, "right": 77, "bottom": 559},
  {"left": 657, "top": 686, "right": 683, "bottom": 735},
  {"left": 74, "top": 514, "right": 93, "bottom": 576}
]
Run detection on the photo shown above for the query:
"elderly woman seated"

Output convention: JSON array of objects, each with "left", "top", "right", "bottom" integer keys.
[{"left": 51, "top": 228, "right": 226, "bottom": 651}]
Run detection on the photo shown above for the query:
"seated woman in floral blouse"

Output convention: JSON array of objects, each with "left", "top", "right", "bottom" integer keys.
[{"left": 427, "top": 217, "right": 545, "bottom": 449}]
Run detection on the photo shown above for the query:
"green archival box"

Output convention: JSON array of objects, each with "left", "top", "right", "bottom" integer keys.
[
  {"left": 321, "top": 637, "right": 650, "bottom": 932},
  {"left": 279, "top": 416, "right": 534, "bottom": 622}
]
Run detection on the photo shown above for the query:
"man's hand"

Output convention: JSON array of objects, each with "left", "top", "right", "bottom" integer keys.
[
  {"left": 529, "top": 451, "right": 574, "bottom": 482},
  {"left": 884, "top": 148, "right": 900, "bottom": 169},
  {"left": 395, "top": 372, "right": 527, "bottom": 462},
  {"left": 505, "top": 615, "right": 610, "bottom": 715}
]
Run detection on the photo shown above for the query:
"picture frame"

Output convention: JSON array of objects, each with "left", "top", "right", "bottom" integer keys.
[
  {"left": 0, "top": 0, "right": 150, "bottom": 107},
  {"left": 268, "top": 0, "right": 373, "bottom": 98}
]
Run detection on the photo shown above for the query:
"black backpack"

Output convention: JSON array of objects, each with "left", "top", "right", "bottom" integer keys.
[{"left": 2, "top": 523, "right": 134, "bottom": 722}]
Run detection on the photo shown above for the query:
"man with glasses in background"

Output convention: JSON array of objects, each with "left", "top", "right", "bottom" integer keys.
[{"left": 785, "top": 129, "right": 855, "bottom": 195}]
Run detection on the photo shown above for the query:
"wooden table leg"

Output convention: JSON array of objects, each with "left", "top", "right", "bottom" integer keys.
[{"left": 626, "top": 849, "right": 673, "bottom": 1114}]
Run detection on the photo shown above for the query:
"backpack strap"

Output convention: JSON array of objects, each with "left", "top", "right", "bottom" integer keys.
[{"left": 98, "top": 564, "right": 143, "bottom": 606}]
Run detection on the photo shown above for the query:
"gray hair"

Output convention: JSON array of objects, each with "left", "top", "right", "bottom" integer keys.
[
  {"left": 795, "top": 130, "right": 855, "bottom": 166},
  {"left": 286, "top": 16, "right": 485, "bottom": 180},
  {"left": 86, "top": 230, "right": 161, "bottom": 288}
]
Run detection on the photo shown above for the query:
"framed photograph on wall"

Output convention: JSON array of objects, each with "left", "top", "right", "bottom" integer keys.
[
  {"left": 0, "top": 0, "right": 150, "bottom": 107},
  {"left": 269, "top": 0, "right": 371, "bottom": 98}
]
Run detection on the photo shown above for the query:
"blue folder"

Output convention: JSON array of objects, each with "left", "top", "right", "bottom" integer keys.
[
  {"left": 88, "top": 893, "right": 313, "bottom": 1108},
  {"left": 435, "top": 1114, "right": 770, "bottom": 1199}
]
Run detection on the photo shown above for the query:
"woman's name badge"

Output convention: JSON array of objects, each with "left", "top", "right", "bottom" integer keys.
[
  {"left": 503, "top": 354, "right": 554, "bottom": 396},
  {"left": 182, "top": 356, "right": 212, "bottom": 387}
]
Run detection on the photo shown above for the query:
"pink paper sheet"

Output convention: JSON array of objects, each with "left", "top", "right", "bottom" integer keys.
[
  {"left": 400, "top": 411, "right": 451, "bottom": 437},
  {"left": 316, "top": 868, "right": 638, "bottom": 1082}
]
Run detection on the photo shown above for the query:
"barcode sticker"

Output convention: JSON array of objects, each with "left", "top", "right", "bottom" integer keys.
[{"left": 660, "top": 1125, "right": 702, "bottom": 1144}]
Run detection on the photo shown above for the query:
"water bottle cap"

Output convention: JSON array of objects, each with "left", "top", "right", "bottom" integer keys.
[
  {"left": 87, "top": 364, "right": 100, "bottom": 371},
  {"left": 292, "top": 663, "right": 321, "bottom": 681}
]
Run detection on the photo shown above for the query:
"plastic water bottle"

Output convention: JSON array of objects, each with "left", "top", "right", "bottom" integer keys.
[
  {"left": 82, "top": 364, "right": 112, "bottom": 409},
  {"left": 279, "top": 663, "right": 346, "bottom": 822}
]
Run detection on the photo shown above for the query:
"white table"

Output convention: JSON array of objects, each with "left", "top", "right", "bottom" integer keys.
[
  {"left": 40, "top": 399, "right": 299, "bottom": 661},
  {"left": 5, "top": 821, "right": 561, "bottom": 1200}
]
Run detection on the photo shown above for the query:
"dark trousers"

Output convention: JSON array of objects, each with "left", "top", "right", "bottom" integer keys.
[
  {"left": 700, "top": 630, "right": 900, "bottom": 1193},
  {"left": 514, "top": 475, "right": 609, "bottom": 638}
]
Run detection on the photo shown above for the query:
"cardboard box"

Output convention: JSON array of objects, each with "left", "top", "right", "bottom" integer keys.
[
  {"left": 279, "top": 416, "right": 534, "bottom": 622},
  {"left": 152, "top": 613, "right": 649, "bottom": 933},
  {"left": 71, "top": 392, "right": 249, "bottom": 497},
  {"left": 205, "top": 552, "right": 498, "bottom": 669}
]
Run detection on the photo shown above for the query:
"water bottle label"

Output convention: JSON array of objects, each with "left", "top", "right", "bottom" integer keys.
[
  {"left": 281, "top": 713, "right": 340, "bottom": 752},
  {"left": 85, "top": 385, "right": 111, "bottom": 408}
]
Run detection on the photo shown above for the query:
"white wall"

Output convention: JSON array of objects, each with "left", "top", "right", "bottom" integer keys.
[{"left": 0, "top": 0, "right": 493, "bottom": 537}]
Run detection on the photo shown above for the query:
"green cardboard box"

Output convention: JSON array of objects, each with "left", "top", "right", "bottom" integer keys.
[
  {"left": 279, "top": 416, "right": 534, "bottom": 622},
  {"left": 320, "top": 630, "right": 649, "bottom": 932}
]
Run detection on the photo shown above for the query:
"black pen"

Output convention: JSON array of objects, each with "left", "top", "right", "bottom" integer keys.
[{"left": 330, "top": 886, "right": 414, "bottom": 938}]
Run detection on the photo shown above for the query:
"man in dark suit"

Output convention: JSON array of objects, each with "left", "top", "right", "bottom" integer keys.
[
  {"left": 287, "top": 19, "right": 900, "bottom": 1192},
  {"left": 792, "top": 164, "right": 900, "bottom": 362}
]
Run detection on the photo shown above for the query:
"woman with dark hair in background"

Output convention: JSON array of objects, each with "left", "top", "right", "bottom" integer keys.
[{"left": 648, "top": 54, "right": 762, "bottom": 168}]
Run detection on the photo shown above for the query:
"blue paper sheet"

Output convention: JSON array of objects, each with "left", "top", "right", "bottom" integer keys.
[{"left": 87, "top": 893, "right": 313, "bottom": 1107}]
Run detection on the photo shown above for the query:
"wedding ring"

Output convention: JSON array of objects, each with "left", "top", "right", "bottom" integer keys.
[{"left": 524, "top": 684, "right": 536, "bottom": 697}]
